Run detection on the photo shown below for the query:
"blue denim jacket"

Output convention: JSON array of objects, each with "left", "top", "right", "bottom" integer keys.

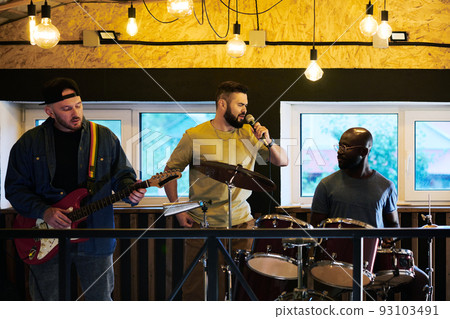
[{"left": 5, "top": 117, "right": 137, "bottom": 255}]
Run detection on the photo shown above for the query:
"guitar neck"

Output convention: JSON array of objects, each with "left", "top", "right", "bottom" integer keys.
[
  {"left": 68, "top": 182, "right": 144, "bottom": 222},
  {"left": 67, "top": 171, "right": 180, "bottom": 222}
]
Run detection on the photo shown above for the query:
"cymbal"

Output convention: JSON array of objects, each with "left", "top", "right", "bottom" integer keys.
[{"left": 193, "top": 160, "right": 276, "bottom": 192}]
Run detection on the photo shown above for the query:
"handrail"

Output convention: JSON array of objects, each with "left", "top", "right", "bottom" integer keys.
[{"left": 1, "top": 227, "right": 449, "bottom": 301}]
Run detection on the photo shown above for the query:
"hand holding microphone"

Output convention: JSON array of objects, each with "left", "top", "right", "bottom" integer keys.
[{"left": 245, "top": 114, "right": 274, "bottom": 148}]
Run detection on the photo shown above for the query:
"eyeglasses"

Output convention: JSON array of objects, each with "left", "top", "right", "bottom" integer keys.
[{"left": 333, "top": 144, "right": 368, "bottom": 153}]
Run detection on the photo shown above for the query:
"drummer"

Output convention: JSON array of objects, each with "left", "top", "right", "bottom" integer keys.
[
  {"left": 163, "top": 81, "right": 288, "bottom": 300},
  {"left": 310, "top": 127, "right": 428, "bottom": 300}
]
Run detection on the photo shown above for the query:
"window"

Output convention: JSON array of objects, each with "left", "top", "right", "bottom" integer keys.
[
  {"left": 281, "top": 102, "right": 450, "bottom": 206},
  {"left": 140, "top": 112, "right": 215, "bottom": 197},
  {"left": 415, "top": 122, "right": 450, "bottom": 191},
  {"left": 405, "top": 111, "right": 450, "bottom": 201},
  {"left": 35, "top": 119, "right": 122, "bottom": 140},
  {"left": 300, "top": 113, "right": 398, "bottom": 197}
]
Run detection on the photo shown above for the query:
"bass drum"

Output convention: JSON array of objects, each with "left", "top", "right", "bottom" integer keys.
[{"left": 276, "top": 289, "right": 334, "bottom": 301}]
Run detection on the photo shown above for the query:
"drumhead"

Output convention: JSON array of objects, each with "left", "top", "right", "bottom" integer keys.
[
  {"left": 310, "top": 260, "right": 374, "bottom": 289},
  {"left": 247, "top": 253, "right": 298, "bottom": 280},
  {"left": 319, "top": 217, "right": 375, "bottom": 229},
  {"left": 255, "top": 214, "right": 312, "bottom": 228}
]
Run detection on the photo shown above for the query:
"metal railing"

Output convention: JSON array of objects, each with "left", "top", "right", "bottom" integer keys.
[{"left": 1, "top": 227, "right": 449, "bottom": 301}]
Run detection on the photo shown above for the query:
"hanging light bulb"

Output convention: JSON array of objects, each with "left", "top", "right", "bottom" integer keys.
[
  {"left": 167, "top": 0, "right": 193, "bottom": 18},
  {"left": 377, "top": 10, "right": 392, "bottom": 40},
  {"left": 226, "top": 23, "right": 246, "bottom": 58},
  {"left": 305, "top": 0, "right": 323, "bottom": 81},
  {"left": 27, "top": 1, "right": 36, "bottom": 45},
  {"left": 127, "top": 3, "right": 138, "bottom": 36},
  {"left": 305, "top": 48, "right": 323, "bottom": 81},
  {"left": 34, "top": 1, "right": 60, "bottom": 49},
  {"left": 359, "top": 1, "right": 378, "bottom": 37}
]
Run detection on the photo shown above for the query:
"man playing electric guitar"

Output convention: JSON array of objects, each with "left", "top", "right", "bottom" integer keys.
[{"left": 5, "top": 77, "right": 147, "bottom": 301}]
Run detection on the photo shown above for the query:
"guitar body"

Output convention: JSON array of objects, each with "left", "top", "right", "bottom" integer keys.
[{"left": 13, "top": 188, "right": 90, "bottom": 265}]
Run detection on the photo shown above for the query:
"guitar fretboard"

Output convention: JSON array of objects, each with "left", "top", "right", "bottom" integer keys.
[{"left": 67, "top": 173, "right": 179, "bottom": 222}]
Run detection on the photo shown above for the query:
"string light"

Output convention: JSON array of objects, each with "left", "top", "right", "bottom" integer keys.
[
  {"left": 33, "top": 0, "right": 60, "bottom": 49},
  {"left": 127, "top": 3, "right": 138, "bottom": 36},
  {"left": 305, "top": 0, "right": 323, "bottom": 81},
  {"left": 360, "top": 1, "right": 378, "bottom": 37},
  {"left": 377, "top": 1, "right": 392, "bottom": 40},
  {"left": 226, "top": 0, "right": 246, "bottom": 58},
  {"left": 27, "top": 1, "right": 36, "bottom": 45}
]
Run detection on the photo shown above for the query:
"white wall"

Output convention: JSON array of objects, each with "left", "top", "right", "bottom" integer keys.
[{"left": 0, "top": 101, "right": 22, "bottom": 208}]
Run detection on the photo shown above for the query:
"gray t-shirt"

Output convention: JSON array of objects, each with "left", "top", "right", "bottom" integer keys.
[{"left": 311, "top": 170, "right": 397, "bottom": 228}]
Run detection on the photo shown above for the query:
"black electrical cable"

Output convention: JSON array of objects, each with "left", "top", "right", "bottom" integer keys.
[
  {"left": 219, "top": 0, "right": 284, "bottom": 15},
  {"left": 203, "top": 0, "right": 231, "bottom": 39},
  {"left": 142, "top": 0, "right": 178, "bottom": 24},
  {"left": 255, "top": 0, "right": 260, "bottom": 30}
]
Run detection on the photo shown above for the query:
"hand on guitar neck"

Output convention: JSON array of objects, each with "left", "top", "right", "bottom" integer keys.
[{"left": 127, "top": 179, "right": 147, "bottom": 204}]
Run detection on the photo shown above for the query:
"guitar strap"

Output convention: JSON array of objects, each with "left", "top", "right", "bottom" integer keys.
[{"left": 87, "top": 121, "right": 98, "bottom": 195}]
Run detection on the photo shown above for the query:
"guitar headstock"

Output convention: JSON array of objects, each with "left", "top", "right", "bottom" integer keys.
[{"left": 146, "top": 170, "right": 182, "bottom": 188}]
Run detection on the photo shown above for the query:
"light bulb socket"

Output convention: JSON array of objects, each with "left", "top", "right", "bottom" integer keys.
[
  {"left": 128, "top": 5, "right": 136, "bottom": 19},
  {"left": 381, "top": 10, "right": 389, "bottom": 21},
  {"left": 310, "top": 48, "right": 318, "bottom": 61},
  {"left": 233, "top": 23, "right": 241, "bottom": 35},
  {"left": 28, "top": 1, "right": 36, "bottom": 16},
  {"left": 366, "top": 1, "right": 374, "bottom": 15},
  {"left": 41, "top": 1, "right": 51, "bottom": 19}
]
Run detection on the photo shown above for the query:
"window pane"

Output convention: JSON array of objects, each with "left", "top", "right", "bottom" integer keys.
[
  {"left": 300, "top": 113, "right": 398, "bottom": 197},
  {"left": 415, "top": 121, "right": 450, "bottom": 190},
  {"left": 140, "top": 113, "right": 215, "bottom": 197},
  {"left": 36, "top": 119, "right": 121, "bottom": 140}
]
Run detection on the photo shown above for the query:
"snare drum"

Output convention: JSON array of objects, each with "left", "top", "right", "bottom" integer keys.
[
  {"left": 372, "top": 248, "right": 415, "bottom": 288},
  {"left": 310, "top": 218, "right": 379, "bottom": 289},
  {"left": 248, "top": 214, "right": 313, "bottom": 280}
]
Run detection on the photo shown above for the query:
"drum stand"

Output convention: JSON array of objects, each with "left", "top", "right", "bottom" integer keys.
[
  {"left": 422, "top": 213, "right": 436, "bottom": 301},
  {"left": 225, "top": 177, "right": 237, "bottom": 300},
  {"left": 279, "top": 239, "right": 330, "bottom": 301}
]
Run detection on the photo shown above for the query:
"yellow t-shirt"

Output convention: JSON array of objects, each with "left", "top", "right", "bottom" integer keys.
[{"left": 166, "top": 120, "right": 269, "bottom": 227}]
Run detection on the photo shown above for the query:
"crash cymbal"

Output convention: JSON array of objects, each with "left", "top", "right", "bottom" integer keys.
[{"left": 194, "top": 160, "right": 276, "bottom": 192}]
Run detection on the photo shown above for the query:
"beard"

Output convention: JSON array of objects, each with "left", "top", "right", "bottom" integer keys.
[
  {"left": 53, "top": 112, "right": 82, "bottom": 132},
  {"left": 224, "top": 105, "right": 245, "bottom": 128},
  {"left": 338, "top": 155, "right": 362, "bottom": 170}
]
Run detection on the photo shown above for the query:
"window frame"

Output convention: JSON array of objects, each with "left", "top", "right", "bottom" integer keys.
[{"left": 280, "top": 101, "right": 450, "bottom": 207}]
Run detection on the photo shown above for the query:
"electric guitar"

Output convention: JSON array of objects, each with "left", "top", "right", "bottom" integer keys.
[{"left": 13, "top": 170, "right": 181, "bottom": 265}]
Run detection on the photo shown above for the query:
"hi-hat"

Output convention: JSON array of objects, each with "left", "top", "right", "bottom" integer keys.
[{"left": 194, "top": 160, "right": 276, "bottom": 192}]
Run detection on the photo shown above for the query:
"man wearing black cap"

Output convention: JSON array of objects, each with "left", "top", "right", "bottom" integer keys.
[{"left": 5, "top": 77, "right": 146, "bottom": 300}]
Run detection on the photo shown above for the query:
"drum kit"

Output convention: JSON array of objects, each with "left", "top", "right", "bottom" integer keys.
[{"left": 164, "top": 160, "right": 426, "bottom": 301}]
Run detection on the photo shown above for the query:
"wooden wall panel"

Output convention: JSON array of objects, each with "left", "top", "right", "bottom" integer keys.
[{"left": 0, "top": 1, "right": 448, "bottom": 69}]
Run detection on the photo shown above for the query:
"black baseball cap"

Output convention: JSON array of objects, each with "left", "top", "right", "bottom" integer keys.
[{"left": 40, "top": 77, "right": 81, "bottom": 105}]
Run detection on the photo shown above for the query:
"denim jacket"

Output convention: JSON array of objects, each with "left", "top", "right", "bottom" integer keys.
[{"left": 5, "top": 117, "right": 137, "bottom": 255}]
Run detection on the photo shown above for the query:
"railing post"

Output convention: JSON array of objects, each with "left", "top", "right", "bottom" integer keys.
[
  {"left": 58, "top": 237, "right": 71, "bottom": 301},
  {"left": 206, "top": 236, "right": 219, "bottom": 301},
  {"left": 352, "top": 236, "right": 363, "bottom": 301}
]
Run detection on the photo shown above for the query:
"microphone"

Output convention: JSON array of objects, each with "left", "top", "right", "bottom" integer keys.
[{"left": 245, "top": 114, "right": 273, "bottom": 147}]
